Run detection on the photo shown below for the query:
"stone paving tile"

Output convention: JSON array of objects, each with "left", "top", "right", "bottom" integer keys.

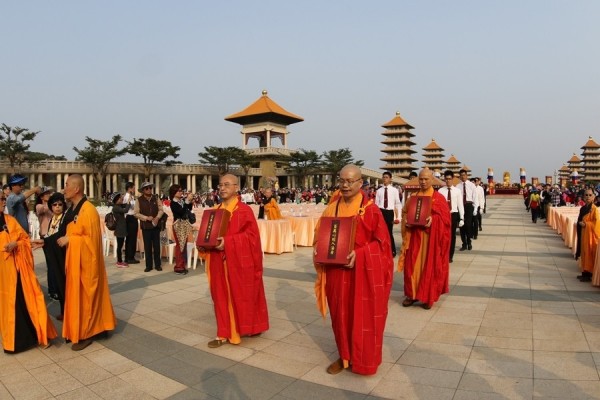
[
  {"left": 88, "top": 376, "right": 156, "bottom": 400},
  {"left": 1, "top": 370, "right": 53, "bottom": 400},
  {"left": 54, "top": 386, "right": 104, "bottom": 400},
  {"left": 193, "top": 363, "right": 295, "bottom": 400},
  {"left": 29, "top": 363, "right": 84, "bottom": 396},
  {"left": 457, "top": 373, "right": 533, "bottom": 399},
  {"left": 83, "top": 347, "right": 140, "bottom": 375},
  {"left": 533, "top": 378, "right": 600, "bottom": 399},
  {"left": 533, "top": 351, "right": 599, "bottom": 380}
]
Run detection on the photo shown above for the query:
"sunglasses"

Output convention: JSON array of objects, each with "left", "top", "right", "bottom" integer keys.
[{"left": 52, "top": 203, "right": 64, "bottom": 207}]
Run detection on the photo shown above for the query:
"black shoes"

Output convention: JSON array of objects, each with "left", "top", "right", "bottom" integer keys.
[
  {"left": 155, "top": 266, "right": 163, "bottom": 271},
  {"left": 144, "top": 268, "right": 152, "bottom": 272},
  {"left": 577, "top": 272, "right": 592, "bottom": 282},
  {"left": 467, "top": 244, "right": 472, "bottom": 250},
  {"left": 127, "top": 259, "right": 140, "bottom": 264},
  {"left": 459, "top": 246, "right": 467, "bottom": 251}
]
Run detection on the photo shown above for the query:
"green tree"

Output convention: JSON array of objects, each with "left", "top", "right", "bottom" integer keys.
[
  {"left": 74, "top": 135, "right": 128, "bottom": 198},
  {"left": 235, "top": 150, "right": 259, "bottom": 189},
  {"left": 321, "top": 148, "right": 364, "bottom": 179},
  {"left": 287, "top": 148, "right": 321, "bottom": 188},
  {"left": 127, "top": 138, "right": 181, "bottom": 180},
  {"left": 0, "top": 124, "right": 41, "bottom": 173},
  {"left": 198, "top": 146, "right": 247, "bottom": 176}
]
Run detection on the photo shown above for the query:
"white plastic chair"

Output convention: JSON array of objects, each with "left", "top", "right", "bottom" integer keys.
[
  {"left": 103, "top": 230, "right": 118, "bottom": 257},
  {"left": 187, "top": 242, "right": 199, "bottom": 270}
]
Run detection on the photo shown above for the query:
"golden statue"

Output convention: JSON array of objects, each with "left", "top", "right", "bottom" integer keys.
[{"left": 503, "top": 171, "right": 511, "bottom": 187}]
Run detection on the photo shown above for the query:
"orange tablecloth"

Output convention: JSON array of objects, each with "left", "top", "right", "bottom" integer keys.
[
  {"left": 546, "top": 206, "right": 580, "bottom": 253},
  {"left": 257, "top": 219, "right": 294, "bottom": 254},
  {"left": 287, "top": 216, "right": 319, "bottom": 246}
]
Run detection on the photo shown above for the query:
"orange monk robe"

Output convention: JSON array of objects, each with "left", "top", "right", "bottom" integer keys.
[
  {"left": 63, "top": 201, "right": 116, "bottom": 343},
  {"left": 579, "top": 204, "right": 600, "bottom": 274},
  {"left": 398, "top": 187, "right": 451, "bottom": 307},
  {"left": 204, "top": 198, "right": 269, "bottom": 343},
  {"left": 0, "top": 215, "right": 57, "bottom": 352},
  {"left": 264, "top": 198, "right": 283, "bottom": 220},
  {"left": 314, "top": 192, "right": 394, "bottom": 375}
]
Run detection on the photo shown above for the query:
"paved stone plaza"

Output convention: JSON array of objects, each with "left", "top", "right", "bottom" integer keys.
[{"left": 1, "top": 197, "right": 599, "bottom": 399}]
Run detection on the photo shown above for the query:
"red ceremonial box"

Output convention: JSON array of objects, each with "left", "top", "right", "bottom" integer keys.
[
  {"left": 314, "top": 216, "right": 357, "bottom": 265},
  {"left": 406, "top": 195, "right": 432, "bottom": 227},
  {"left": 196, "top": 209, "right": 230, "bottom": 248}
]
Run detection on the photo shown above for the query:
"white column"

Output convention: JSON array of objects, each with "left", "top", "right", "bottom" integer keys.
[
  {"left": 266, "top": 130, "right": 271, "bottom": 147},
  {"left": 105, "top": 174, "right": 111, "bottom": 193},
  {"left": 155, "top": 174, "right": 160, "bottom": 194},
  {"left": 242, "top": 133, "right": 246, "bottom": 149},
  {"left": 134, "top": 175, "right": 140, "bottom": 191},
  {"left": 128, "top": 174, "right": 133, "bottom": 183},
  {"left": 37, "top": 173, "right": 43, "bottom": 185},
  {"left": 191, "top": 174, "right": 197, "bottom": 193},
  {"left": 30, "top": 174, "right": 35, "bottom": 186},
  {"left": 187, "top": 175, "right": 192, "bottom": 190},
  {"left": 56, "top": 174, "right": 62, "bottom": 191},
  {"left": 64, "top": 174, "right": 69, "bottom": 188},
  {"left": 88, "top": 174, "right": 94, "bottom": 198},
  {"left": 112, "top": 174, "right": 118, "bottom": 192}
]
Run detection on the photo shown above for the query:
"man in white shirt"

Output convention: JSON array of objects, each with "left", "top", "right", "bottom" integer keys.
[
  {"left": 456, "top": 169, "right": 479, "bottom": 251},
  {"left": 375, "top": 171, "right": 402, "bottom": 257},
  {"left": 473, "top": 177, "right": 486, "bottom": 237},
  {"left": 438, "top": 170, "right": 464, "bottom": 263},
  {"left": 122, "top": 182, "right": 140, "bottom": 264}
]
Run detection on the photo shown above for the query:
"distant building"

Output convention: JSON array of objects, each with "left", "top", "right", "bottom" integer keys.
[
  {"left": 421, "top": 138, "right": 445, "bottom": 176},
  {"left": 380, "top": 112, "right": 417, "bottom": 179},
  {"left": 580, "top": 137, "right": 600, "bottom": 183},
  {"left": 567, "top": 153, "right": 584, "bottom": 181},
  {"left": 445, "top": 154, "right": 461, "bottom": 176}
]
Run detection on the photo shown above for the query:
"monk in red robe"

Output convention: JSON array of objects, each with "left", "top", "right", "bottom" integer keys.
[
  {"left": 398, "top": 168, "right": 451, "bottom": 309},
  {"left": 58, "top": 174, "right": 116, "bottom": 351},
  {"left": 0, "top": 200, "right": 57, "bottom": 353},
  {"left": 314, "top": 164, "right": 394, "bottom": 376},
  {"left": 199, "top": 174, "right": 269, "bottom": 348}
]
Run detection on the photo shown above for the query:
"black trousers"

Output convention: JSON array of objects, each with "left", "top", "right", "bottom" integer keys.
[
  {"left": 142, "top": 227, "right": 161, "bottom": 270},
  {"left": 125, "top": 215, "right": 138, "bottom": 261},
  {"left": 472, "top": 207, "right": 480, "bottom": 237},
  {"left": 460, "top": 203, "right": 474, "bottom": 247},
  {"left": 380, "top": 208, "right": 396, "bottom": 256},
  {"left": 449, "top": 212, "right": 459, "bottom": 260}
]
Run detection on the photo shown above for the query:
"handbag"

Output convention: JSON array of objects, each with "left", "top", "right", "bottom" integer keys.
[{"left": 186, "top": 209, "right": 196, "bottom": 224}]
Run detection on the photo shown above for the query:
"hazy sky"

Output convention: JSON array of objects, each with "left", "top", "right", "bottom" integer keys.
[{"left": 2, "top": 1, "right": 599, "bottom": 181}]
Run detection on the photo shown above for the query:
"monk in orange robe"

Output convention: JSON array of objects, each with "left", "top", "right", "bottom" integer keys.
[
  {"left": 263, "top": 188, "right": 283, "bottom": 220},
  {"left": 576, "top": 188, "right": 600, "bottom": 283},
  {"left": 398, "top": 168, "right": 451, "bottom": 309},
  {"left": 314, "top": 164, "right": 394, "bottom": 375},
  {"left": 0, "top": 201, "right": 57, "bottom": 353},
  {"left": 58, "top": 174, "right": 116, "bottom": 351},
  {"left": 199, "top": 174, "right": 269, "bottom": 348}
]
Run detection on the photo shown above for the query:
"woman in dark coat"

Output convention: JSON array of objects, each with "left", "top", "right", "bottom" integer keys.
[
  {"left": 110, "top": 192, "right": 129, "bottom": 267},
  {"left": 41, "top": 192, "right": 68, "bottom": 320}
]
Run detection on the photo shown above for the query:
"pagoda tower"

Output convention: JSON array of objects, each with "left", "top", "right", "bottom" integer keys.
[
  {"left": 445, "top": 154, "right": 461, "bottom": 176},
  {"left": 567, "top": 153, "right": 584, "bottom": 181},
  {"left": 225, "top": 90, "right": 303, "bottom": 187},
  {"left": 559, "top": 164, "right": 570, "bottom": 187},
  {"left": 580, "top": 137, "right": 600, "bottom": 182},
  {"left": 421, "top": 139, "right": 445, "bottom": 176},
  {"left": 380, "top": 112, "right": 417, "bottom": 179}
]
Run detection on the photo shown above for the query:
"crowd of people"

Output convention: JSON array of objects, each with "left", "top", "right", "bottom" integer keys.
[
  {"left": 523, "top": 182, "right": 600, "bottom": 286},
  {"left": 1, "top": 166, "right": 598, "bottom": 381}
]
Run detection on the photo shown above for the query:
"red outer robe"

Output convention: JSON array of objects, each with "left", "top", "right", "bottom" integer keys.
[
  {"left": 0, "top": 215, "right": 57, "bottom": 351},
  {"left": 398, "top": 188, "right": 451, "bottom": 307},
  {"left": 207, "top": 201, "right": 269, "bottom": 339},
  {"left": 314, "top": 194, "right": 394, "bottom": 375},
  {"left": 63, "top": 201, "right": 116, "bottom": 343}
]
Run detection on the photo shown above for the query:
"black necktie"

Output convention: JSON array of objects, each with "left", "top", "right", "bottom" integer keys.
[
  {"left": 384, "top": 187, "right": 388, "bottom": 209},
  {"left": 447, "top": 188, "right": 452, "bottom": 210},
  {"left": 463, "top": 182, "right": 467, "bottom": 205}
]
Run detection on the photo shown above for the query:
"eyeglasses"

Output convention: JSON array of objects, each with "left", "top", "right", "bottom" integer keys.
[
  {"left": 143, "top": 187, "right": 153, "bottom": 190},
  {"left": 52, "top": 203, "right": 64, "bottom": 207},
  {"left": 584, "top": 194, "right": 594, "bottom": 197},
  {"left": 337, "top": 178, "right": 362, "bottom": 186},
  {"left": 217, "top": 183, "right": 238, "bottom": 188}
]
